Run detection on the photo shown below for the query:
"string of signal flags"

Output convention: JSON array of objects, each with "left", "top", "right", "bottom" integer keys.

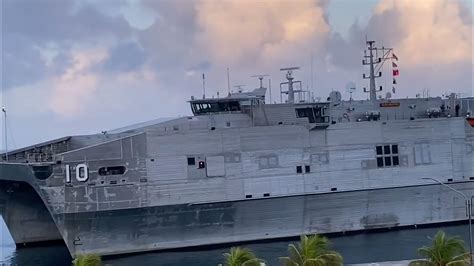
[{"left": 392, "top": 52, "right": 399, "bottom": 93}]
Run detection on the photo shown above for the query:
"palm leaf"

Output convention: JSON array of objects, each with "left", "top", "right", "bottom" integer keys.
[
  {"left": 416, "top": 231, "right": 468, "bottom": 266},
  {"left": 72, "top": 254, "right": 102, "bottom": 266},
  {"left": 223, "top": 247, "right": 263, "bottom": 266},
  {"left": 281, "top": 234, "right": 343, "bottom": 266}
]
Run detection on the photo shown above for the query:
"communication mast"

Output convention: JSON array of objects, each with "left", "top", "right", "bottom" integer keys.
[
  {"left": 280, "top": 67, "right": 303, "bottom": 103},
  {"left": 251, "top": 74, "right": 269, "bottom": 88},
  {"left": 362, "top": 40, "right": 396, "bottom": 101}
]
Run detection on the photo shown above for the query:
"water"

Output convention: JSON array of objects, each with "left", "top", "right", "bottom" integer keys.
[{"left": 1, "top": 223, "right": 471, "bottom": 266}]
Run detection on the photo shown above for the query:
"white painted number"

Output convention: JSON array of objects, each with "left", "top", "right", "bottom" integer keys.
[
  {"left": 65, "top": 164, "right": 89, "bottom": 183},
  {"left": 65, "top": 165, "right": 71, "bottom": 183}
]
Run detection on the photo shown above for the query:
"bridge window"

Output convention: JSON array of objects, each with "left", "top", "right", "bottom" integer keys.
[
  {"left": 192, "top": 101, "right": 241, "bottom": 115},
  {"left": 98, "top": 166, "right": 126, "bottom": 176},
  {"left": 376, "top": 144, "right": 399, "bottom": 168},
  {"left": 295, "top": 106, "right": 328, "bottom": 123}
]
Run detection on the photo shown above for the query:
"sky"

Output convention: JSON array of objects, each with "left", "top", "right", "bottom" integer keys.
[{"left": 0, "top": 0, "right": 473, "bottom": 150}]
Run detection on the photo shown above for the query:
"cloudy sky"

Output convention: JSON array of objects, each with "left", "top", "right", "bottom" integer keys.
[{"left": 0, "top": 0, "right": 473, "bottom": 150}]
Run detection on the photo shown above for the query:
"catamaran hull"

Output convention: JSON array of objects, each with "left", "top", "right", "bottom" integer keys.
[
  {"left": 0, "top": 180, "right": 62, "bottom": 245},
  {"left": 38, "top": 181, "right": 472, "bottom": 256}
]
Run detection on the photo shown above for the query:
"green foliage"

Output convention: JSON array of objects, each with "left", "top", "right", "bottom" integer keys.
[
  {"left": 223, "top": 247, "right": 264, "bottom": 266},
  {"left": 72, "top": 254, "right": 102, "bottom": 266},
  {"left": 409, "top": 231, "right": 469, "bottom": 266},
  {"left": 279, "top": 234, "right": 343, "bottom": 266}
]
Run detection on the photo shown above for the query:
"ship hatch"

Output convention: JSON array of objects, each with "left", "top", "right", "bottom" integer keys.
[{"left": 31, "top": 165, "right": 53, "bottom": 180}]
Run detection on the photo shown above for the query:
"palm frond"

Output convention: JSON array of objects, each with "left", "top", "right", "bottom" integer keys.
[
  {"left": 279, "top": 257, "right": 299, "bottom": 266},
  {"left": 416, "top": 231, "right": 468, "bottom": 266},
  {"left": 223, "top": 247, "right": 262, "bottom": 266},
  {"left": 72, "top": 254, "right": 102, "bottom": 266},
  {"left": 281, "top": 234, "right": 343, "bottom": 266}
]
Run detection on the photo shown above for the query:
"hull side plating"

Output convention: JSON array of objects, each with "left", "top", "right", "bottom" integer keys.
[
  {"left": 59, "top": 183, "right": 473, "bottom": 256},
  {"left": 0, "top": 181, "right": 62, "bottom": 245}
]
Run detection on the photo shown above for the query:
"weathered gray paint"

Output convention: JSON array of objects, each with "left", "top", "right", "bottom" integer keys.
[{"left": 0, "top": 93, "right": 473, "bottom": 256}]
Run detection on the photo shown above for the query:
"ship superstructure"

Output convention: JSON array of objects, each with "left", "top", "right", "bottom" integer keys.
[{"left": 1, "top": 41, "right": 473, "bottom": 257}]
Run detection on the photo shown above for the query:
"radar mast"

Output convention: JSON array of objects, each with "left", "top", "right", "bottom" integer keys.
[
  {"left": 279, "top": 67, "right": 302, "bottom": 103},
  {"left": 362, "top": 40, "right": 396, "bottom": 101}
]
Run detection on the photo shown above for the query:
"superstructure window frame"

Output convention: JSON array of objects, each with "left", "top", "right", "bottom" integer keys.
[
  {"left": 376, "top": 144, "right": 399, "bottom": 168},
  {"left": 98, "top": 166, "right": 127, "bottom": 176},
  {"left": 191, "top": 101, "right": 241, "bottom": 115},
  {"left": 295, "top": 106, "right": 329, "bottom": 123}
]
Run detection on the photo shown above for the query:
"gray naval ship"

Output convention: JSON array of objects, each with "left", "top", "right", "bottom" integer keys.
[{"left": 1, "top": 40, "right": 473, "bottom": 257}]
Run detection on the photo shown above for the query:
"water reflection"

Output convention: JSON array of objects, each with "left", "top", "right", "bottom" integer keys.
[{"left": 0, "top": 224, "right": 470, "bottom": 266}]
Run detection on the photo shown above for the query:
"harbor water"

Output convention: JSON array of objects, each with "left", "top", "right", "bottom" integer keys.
[{"left": 1, "top": 221, "right": 471, "bottom": 266}]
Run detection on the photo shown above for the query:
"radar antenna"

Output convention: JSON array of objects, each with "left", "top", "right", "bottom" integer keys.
[
  {"left": 234, "top": 84, "right": 245, "bottom": 93},
  {"left": 251, "top": 74, "right": 269, "bottom": 88},
  {"left": 279, "top": 67, "right": 302, "bottom": 103}
]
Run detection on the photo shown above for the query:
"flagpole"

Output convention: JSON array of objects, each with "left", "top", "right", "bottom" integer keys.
[{"left": 2, "top": 106, "right": 7, "bottom": 161}]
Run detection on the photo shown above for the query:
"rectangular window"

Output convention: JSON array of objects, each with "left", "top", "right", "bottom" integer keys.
[
  {"left": 392, "top": 145, "right": 398, "bottom": 154},
  {"left": 296, "top": 166, "right": 303, "bottom": 174},
  {"left": 377, "top": 157, "right": 384, "bottom": 167},
  {"left": 305, "top": 165, "right": 311, "bottom": 173},
  {"left": 376, "top": 144, "right": 400, "bottom": 168},
  {"left": 376, "top": 146, "right": 383, "bottom": 155},
  {"left": 187, "top": 157, "right": 195, "bottom": 165},
  {"left": 392, "top": 156, "right": 399, "bottom": 166}
]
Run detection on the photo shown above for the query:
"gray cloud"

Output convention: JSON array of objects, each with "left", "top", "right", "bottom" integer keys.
[
  {"left": 2, "top": 0, "right": 133, "bottom": 89},
  {"left": 3, "top": 34, "right": 46, "bottom": 89},
  {"left": 1, "top": 0, "right": 472, "bottom": 149},
  {"left": 103, "top": 41, "right": 146, "bottom": 72}
]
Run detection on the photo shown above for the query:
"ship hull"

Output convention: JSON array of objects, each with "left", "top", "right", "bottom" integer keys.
[
  {"left": 53, "top": 181, "right": 473, "bottom": 256},
  {"left": 0, "top": 180, "right": 63, "bottom": 245}
]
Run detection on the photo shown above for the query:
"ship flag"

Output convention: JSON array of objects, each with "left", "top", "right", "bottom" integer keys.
[{"left": 392, "top": 69, "right": 399, "bottom": 76}]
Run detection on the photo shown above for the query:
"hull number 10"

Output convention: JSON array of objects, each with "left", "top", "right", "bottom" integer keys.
[{"left": 65, "top": 164, "right": 89, "bottom": 182}]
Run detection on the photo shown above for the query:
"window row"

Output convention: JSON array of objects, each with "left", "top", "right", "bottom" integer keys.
[
  {"left": 296, "top": 165, "right": 311, "bottom": 174},
  {"left": 376, "top": 144, "right": 399, "bottom": 168}
]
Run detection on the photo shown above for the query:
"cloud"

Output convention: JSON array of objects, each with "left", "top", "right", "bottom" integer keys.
[
  {"left": 50, "top": 48, "right": 108, "bottom": 116},
  {"left": 1, "top": 0, "right": 133, "bottom": 90},
  {"left": 326, "top": 0, "right": 472, "bottom": 97},
  {"left": 2, "top": 0, "right": 473, "bottom": 149},
  {"left": 372, "top": 0, "right": 471, "bottom": 67},
  {"left": 103, "top": 41, "right": 147, "bottom": 72},
  {"left": 195, "top": 0, "right": 330, "bottom": 67}
]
